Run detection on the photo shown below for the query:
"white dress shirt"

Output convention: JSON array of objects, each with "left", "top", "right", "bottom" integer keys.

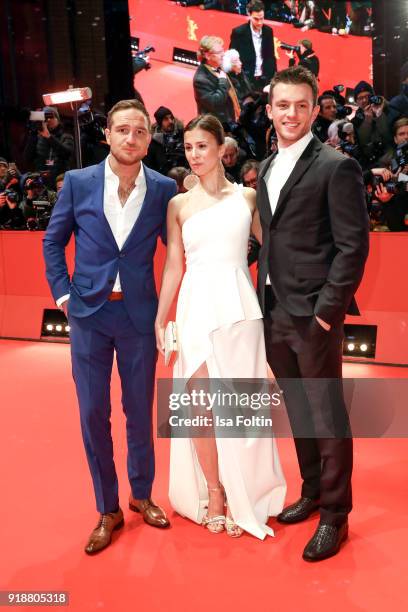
[
  {"left": 265, "top": 131, "right": 314, "bottom": 284},
  {"left": 56, "top": 156, "right": 147, "bottom": 305},
  {"left": 250, "top": 25, "right": 263, "bottom": 77}
]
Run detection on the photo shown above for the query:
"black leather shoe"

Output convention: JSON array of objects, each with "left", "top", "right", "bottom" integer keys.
[
  {"left": 277, "top": 497, "right": 320, "bottom": 524},
  {"left": 302, "top": 522, "right": 348, "bottom": 562}
]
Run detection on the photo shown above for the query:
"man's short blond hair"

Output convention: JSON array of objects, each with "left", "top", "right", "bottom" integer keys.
[
  {"left": 197, "top": 36, "right": 224, "bottom": 62},
  {"left": 107, "top": 99, "right": 151, "bottom": 131}
]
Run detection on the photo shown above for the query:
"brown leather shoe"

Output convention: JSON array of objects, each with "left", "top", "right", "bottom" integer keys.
[
  {"left": 84, "top": 508, "right": 124, "bottom": 555},
  {"left": 129, "top": 496, "right": 170, "bottom": 528}
]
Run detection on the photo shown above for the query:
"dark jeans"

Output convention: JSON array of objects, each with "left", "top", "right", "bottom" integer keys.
[{"left": 263, "top": 287, "right": 352, "bottom": 526}]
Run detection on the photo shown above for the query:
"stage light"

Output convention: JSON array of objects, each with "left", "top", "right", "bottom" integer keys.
[
  {"left": 56, "top": 325, "right": 63, "bottom": 332},
  {"left": 46, "top": 324, "right": 54, "bottom": 331},
  {"left": 172, "top": 47, "right": 200, "bottom": 67},
  {"left": 347, "top": 343, "right": 355, "bottom": 351},
  {"left": 65, "top": 325, "right": 70, "bottom": 332},
  {"left": 42, "top": 87, "right": 92, "bottom": 105},
  {"left": 42, "top": 87, "right": 92, "bottom": 169},
  {"left": 360, "top": 343, "right": 368, "bottom": 352}
]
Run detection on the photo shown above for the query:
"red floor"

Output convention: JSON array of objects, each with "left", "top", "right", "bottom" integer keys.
[{"left": 1, "top": 339, "right": 407, "bottom": 612}]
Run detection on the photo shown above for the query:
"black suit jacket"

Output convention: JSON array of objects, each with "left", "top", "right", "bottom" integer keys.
[
  {"left": 256, "top": 137, "right": 369, "bottom": 325},
  {"left": 193, "top": 63, "right": 235, "bottom": 123},
  {"left": 229, "top": 22, "right": 276, "bottom": 81}
]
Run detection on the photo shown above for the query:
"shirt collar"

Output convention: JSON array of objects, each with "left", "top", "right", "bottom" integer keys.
[
  {"left": 250, "top": 24, "right": 262, "bottom": 38},
  {"left": 105, "top": 155, "right": 145, "bottom": 186},
  {"left": 277, "top": 131, "right": 314, "bottom": 161}
]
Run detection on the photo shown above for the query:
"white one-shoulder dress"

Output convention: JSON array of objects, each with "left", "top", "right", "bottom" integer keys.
[{"left": 168, "top": 184, "right": 286, "bottom": 539}]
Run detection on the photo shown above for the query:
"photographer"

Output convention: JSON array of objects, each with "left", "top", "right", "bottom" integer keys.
[
  {"left": 0, "top": 189, "right": 25, "bottom": 229},
  {"left": 286, "top": 39, "right": 320, "bottom": 77},
  {"left": 23, "top": 106, "right": 74, "bottom": 187},
  {"left": 372, "top": 118, "right": 408, "bottom": 231},
  {"left": 144, "top": 106, "right": 186, "bottom": 176},
  {"left": 352, "top": 81, "right": 393, "bottom": 167},
  {"left": 21, "top": 173, "right": 57, "bottom": 229},
  {"left": 388, "top": 61, "right": 408, "bottom": 127},
  {"left": 313, "top": 93, "right": 338, "bottom": 142},
  {"left": 0, "top": 158, "right": 9, "bottom": 191}
]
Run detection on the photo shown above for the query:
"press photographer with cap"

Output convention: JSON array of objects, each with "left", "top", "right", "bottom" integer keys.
[
  {"left": 23, "top": 106, "right": 74, "bottom": 187},
  {"left": 352, "top": 80, "right": 393, "bottom": 166},
  {"left": 144, "top": 106, "right": 186, "bottom": 175}
]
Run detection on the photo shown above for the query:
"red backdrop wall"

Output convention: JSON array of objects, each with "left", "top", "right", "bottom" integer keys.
[
  {"left": 0, "top": 231, "right": 407, "bottom": 365},
  {"left": 129, "top": 0, "right": 372, "bottom": 96}
]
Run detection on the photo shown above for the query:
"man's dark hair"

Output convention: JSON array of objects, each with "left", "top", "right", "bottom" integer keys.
[
  {"left": 240, "top": 160, "right": 259, "bottom": 182},
  {"left": 247, "top": 0, "right": 264, "bottom": 14},
  {"left": 107, "top": 99, "right": 151, "bottom": 131},
  {"left": 168, "top": 166, "right": 189, "bottom": 187},
  {"left": 318, "top": 93, "right": 336, "bottom": 111},
  {"left": 268, "top": 66, "right": 318, "bottom": 106}
]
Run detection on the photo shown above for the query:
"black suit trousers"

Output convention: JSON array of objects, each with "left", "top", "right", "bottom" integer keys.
[{"left": 263, "top": 288, "right": 352, "bottom": 526}]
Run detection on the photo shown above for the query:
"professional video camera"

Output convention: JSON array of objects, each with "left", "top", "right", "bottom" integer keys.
[
  {"left": 27, "top": 110, "right": 55, "bottom": 132},
  {"left": 24, "top": 175, "right": 54, "bottom": 230},
  {"left": 131, "top": 38, "right": 155, "bottom": 75}
]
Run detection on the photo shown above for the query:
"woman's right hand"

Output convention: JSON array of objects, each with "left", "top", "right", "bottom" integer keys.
[{"left": 155, "top": 322, "right": 165, "bottom": 356}]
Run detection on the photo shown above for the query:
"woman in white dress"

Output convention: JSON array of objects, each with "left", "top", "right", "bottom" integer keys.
[{"left": 155, "top": 115, "right": 286, "bottom": 539}]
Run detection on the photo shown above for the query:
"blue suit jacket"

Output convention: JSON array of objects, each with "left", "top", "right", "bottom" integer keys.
[{"left": 43, "top": 160, "right": 177, "bottom": 333}]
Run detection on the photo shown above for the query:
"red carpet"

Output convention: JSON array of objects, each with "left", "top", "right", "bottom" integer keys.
[{"left": 0, "top": 339, "right": 407, "bottom": 611}]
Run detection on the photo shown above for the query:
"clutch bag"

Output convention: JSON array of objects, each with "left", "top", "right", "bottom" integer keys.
[{"left": 164, "top": 321, "right": 179, "bottom": 367}]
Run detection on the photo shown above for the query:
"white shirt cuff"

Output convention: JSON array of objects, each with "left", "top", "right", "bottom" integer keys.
[{"left": 56, "top": 294, "right": 70, "bottom": 308}]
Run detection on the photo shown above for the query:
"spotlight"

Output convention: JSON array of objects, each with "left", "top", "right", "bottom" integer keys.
[
  {"left": 46, "top": 324, "right": 54, "bottom": 331},
  {"left": 360, "top": 343, "right": 368, "bottom": 352},
  {"left": 56, "top": 325, "right": 63, "bottom": 332},
  {"left": 65, "top": 325, "right": 70, "bottom": 332},
  {"left": 347, "top": 343, "right": 355, "bottom": 351},
  {"left": 42, "top": 87, "right": 92, "bottom": 105}
]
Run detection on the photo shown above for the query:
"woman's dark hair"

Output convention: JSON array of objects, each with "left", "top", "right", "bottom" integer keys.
[{"left": 184, "top": 114, "right": 225, "bottom": 145}]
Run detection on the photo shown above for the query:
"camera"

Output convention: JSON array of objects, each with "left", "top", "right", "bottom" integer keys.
[
  {"left": 3, "top": 189, "right": 21, "bottom": 204},
  {"left": 131, "top": 39, "right": 155, "bottom": 75},
  {"left": 28, "top": 110, "right": 54, "bottom": 132},
  {"left": 372, "top": 175, "right": 408, "bottom": 195},
  {"left": 339, "top": 141, "right": 359, "bottom": 157},
  {"left": 280, "top": 42, "right": 301, "bottom": 53},
  {"left": 369, "top": 95, "right": 383, "bottom": 106},
  {"left": 336, "top": 104, "right": 353, "bottom": 119},
  {"left": 394, "top": 142, "right": 408, "bottom": 170},
  {"left": 27, "top": 197, "right": 53, "bottom": 230}
]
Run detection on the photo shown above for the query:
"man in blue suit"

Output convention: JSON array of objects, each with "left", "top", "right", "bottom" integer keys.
[{"left": 43, "top": 99, "right": 177, "bottom": 554}]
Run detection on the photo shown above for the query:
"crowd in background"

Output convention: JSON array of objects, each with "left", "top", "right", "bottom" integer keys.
[{"left": 1, "top": 1, "right": 407, "bottom": 233}]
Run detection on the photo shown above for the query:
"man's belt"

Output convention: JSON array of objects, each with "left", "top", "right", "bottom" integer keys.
[{"left": 108, "top": 291, "right": 123, "bottom": 301}]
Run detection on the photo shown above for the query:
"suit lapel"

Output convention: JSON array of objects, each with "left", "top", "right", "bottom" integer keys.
[
  {"left": 245, "top": 23, "right": 256, "bottom": 60},
  {"left": 271, "top": 137, "right": 321, "bottom": 225},
  {"left": 121, "top": 164, "right": 158, "bottom": 251},
  {"left": 258, "top": 151, "right": 277, "bottom": 226},
  {"left": 92, "top": 160, "right": 118, "bottom": 249}
]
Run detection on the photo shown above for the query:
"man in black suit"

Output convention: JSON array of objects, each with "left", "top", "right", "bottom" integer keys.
[
  {"left": 256, "top": 66, "right": 369, "bottom": 561},
  {"left": 229, "top": 0, "right": 276, "bottom": 91}
]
